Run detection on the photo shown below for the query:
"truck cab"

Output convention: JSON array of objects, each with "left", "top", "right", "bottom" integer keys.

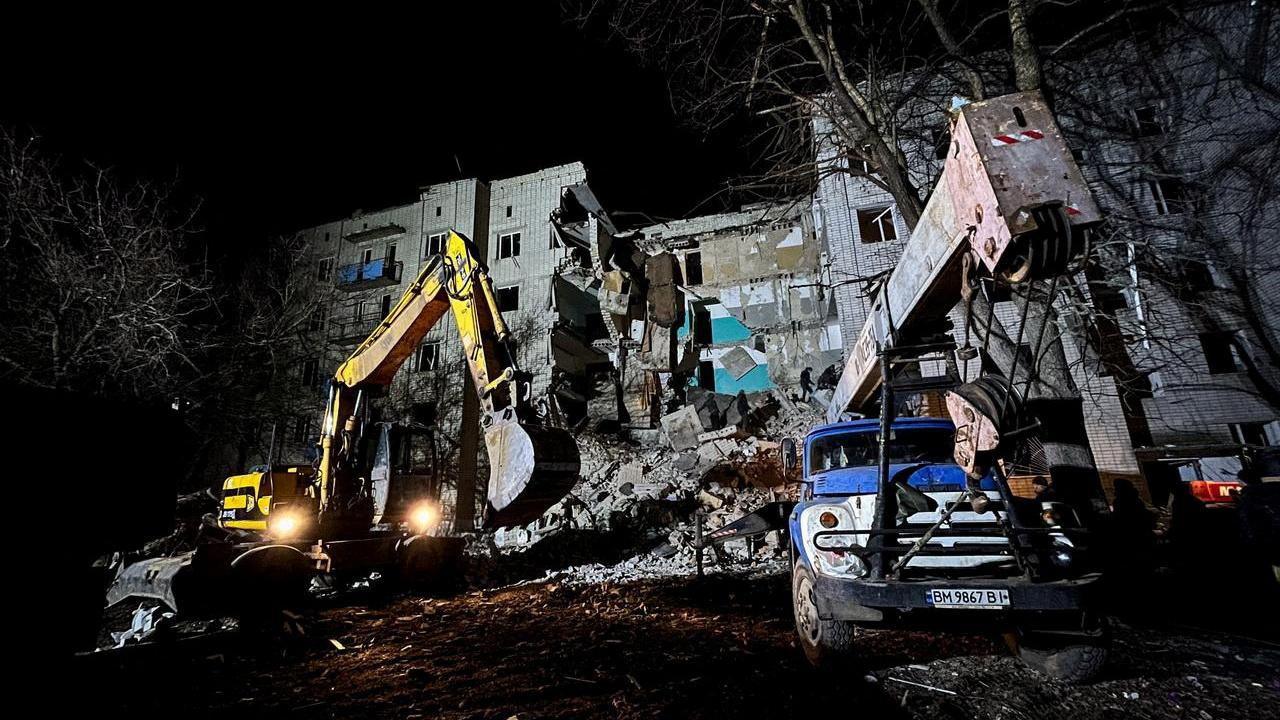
[{"left": 787, "top": 417, "right": 1109, "bottom": 682}]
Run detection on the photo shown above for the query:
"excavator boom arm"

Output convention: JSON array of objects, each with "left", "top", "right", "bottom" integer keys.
[
  {"left": 827, "top": 91, "right": 1099, "bottom": 421},
  {"left": 318, "top": 231, "right": 579, "bottom": 531}
]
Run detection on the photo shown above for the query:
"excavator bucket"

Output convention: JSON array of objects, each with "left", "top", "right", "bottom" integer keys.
[
  {"left": 107, "top": 552, "right": 195, "bottom": 613},
  {"left": 483, "top": 419, "right": 581, "bottom": 528}
]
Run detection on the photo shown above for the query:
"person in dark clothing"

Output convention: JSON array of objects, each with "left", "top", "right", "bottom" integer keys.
[
  {"left": 816, "top": 363, "right": 840, "bottom": 390},
  {"left": 1237, "top": 454, "right": 1280, "bottom": 606},
  {"left": 1032, "top": 475, "right": 1057, "bottom": 502},
  {"left": 799, "top": 366, "right": 815, "bottom": 402},
  {"left": 1106, "top": 478, "right": 1157, "bottom": 585}
]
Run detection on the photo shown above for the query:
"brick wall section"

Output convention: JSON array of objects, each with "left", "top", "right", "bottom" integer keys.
[
  {"left": 486, "top": 163, "right": 587, "bottom": 397},
  {"left": 638, "top": 202, "right": 843, "bottom": 393}
]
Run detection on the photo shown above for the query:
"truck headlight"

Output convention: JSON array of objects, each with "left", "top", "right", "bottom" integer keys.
[{"left": 801, "top": 504, "right": 869, "bottom": 579}]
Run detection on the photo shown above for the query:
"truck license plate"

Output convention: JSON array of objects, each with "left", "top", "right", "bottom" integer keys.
[{"left": 926, "top": 588, "right": 1010, "bottom": 609}]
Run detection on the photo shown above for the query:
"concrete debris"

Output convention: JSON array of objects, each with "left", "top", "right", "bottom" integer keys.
[
  {"left": 673, "top": 452, "right": 699, "bottom": 472},
  {"left": 719, "top": 346, "right": 758, "bottom": 380},
  {"left": 698, "top": 489, "right": 725, "bottom": 510},
  {"left": 644, "top": 253, "right": 685, "bottom": 329},
  {"left": 660, "top": 405, "right": 703, "bottom": 451},
  {"left": 541, "top": 554, "right": 788, "bottom": 588},
  {"left": 465, "top": 387, "right": 825, "bottom": 589},
  {"left": 697, "top": 425, "right": 745, "bottom": 444}
]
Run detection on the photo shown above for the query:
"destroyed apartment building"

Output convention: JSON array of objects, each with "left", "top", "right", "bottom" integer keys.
[
  {"left": 258, "top": 160, "right": 839, "bottom": 541},
  {"left": 284, "top": 163, "right": 615, "bottom": 531},
  {"left": 558, "top": 196, "right": 845, "bottom": 437}
]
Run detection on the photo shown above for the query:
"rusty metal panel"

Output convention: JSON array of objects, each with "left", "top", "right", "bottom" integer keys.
[
  {"left": 951, "top": 91, "right": 1101, "bottom": 273},
  {"left": 645, "top": 253, "right": 685, "bottom": 328}
]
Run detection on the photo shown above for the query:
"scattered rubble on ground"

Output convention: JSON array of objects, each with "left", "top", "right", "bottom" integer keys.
[
  {"left": 471, "top": 389, "right": 825, "bottom": 586},
  {"left": 78, "top": 574, "right": 1280, "bottom": 720}
]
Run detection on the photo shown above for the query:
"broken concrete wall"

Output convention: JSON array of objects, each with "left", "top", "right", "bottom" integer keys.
[{"left": 641, "top": 203, "right": 843, "bottom": 403}]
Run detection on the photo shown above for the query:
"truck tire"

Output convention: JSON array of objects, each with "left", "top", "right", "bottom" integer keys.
[
  {"left": 792, "top": 562, "right": 855, "bottom": 667},
  {"left": 1017, "top": 631, "right": 1109, "bottom": 684}
]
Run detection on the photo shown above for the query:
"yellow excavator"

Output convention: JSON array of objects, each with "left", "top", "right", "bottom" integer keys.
[{"left": 109, "top": 230, "right": 580, "bottom": 613}]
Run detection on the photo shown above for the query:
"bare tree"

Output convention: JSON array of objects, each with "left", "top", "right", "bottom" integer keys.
[
  {"left": 0, "top": 128, "right": 213, "bottom": 401},
  {"left": 1048, "top": 0, "right": 1280, "bottom": 442},
  {"left": 184, "top": 231, "right": 337, "bottom": 484},
  {"left": 571, "top": 0, "right": 1280, "bottom": 488}
]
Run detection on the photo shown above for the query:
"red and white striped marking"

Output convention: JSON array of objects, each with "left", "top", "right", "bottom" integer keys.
[
  {"left": 990, "top": 129, "right": 1044, "bottom": 146},
  {"left": 1065, "top": 204, "right": 1082, "bottom": 216}
]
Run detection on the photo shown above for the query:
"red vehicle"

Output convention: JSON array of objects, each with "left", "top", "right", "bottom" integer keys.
[
  {"left": 1169, "top": 457, "right": 1245, "bottom": 506},
  {"left": 1187, "top": 478, "right": 1243, "bottom": 505}
]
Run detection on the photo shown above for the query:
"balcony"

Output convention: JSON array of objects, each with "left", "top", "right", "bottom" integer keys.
[
  {"left": 329, "top": 316, "right": 382, "bottom": 345},
  {"left": 336, "top": 258, "right": 402, "bottom": 291},
  {"left": 343, "top": 223, "right": 405, "bottom": 244}
]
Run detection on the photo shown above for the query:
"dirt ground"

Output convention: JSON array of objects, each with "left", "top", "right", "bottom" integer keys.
[{"left": 73, "top": 571, "right": 1278, "bottom": 720}]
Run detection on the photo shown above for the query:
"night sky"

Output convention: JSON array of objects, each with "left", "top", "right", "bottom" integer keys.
[{"left": 3, "top": 4, "right": 750, "bottom": 251}]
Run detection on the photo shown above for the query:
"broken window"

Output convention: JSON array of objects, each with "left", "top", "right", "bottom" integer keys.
[
  {"left": 380, "top": 294, "right": 392, "bottom": 318},
  {"left": 301, "top": 358, "right": 320, "bottom": 388},
  {"left": 1200, "top": 331, "right": 1240, "bottom": 374},
  {"left": 386, "top": 243, "right": 397, "bottom": 264},
  {"left": 324, "top": 232, "right": 330, "bottom": 243},
  {"left": 1132, "top": 106, "right": 1164, "bottom": 137},
  {"left": 427, "top": 232, "right": 446, "bottom": 258},
  {"left": 685, "top": 252, "right": 704, "bottom": 286},
  {"left": 857, "top": 206, "right": 897, "bottom": 243},
  {"left": 496, "top": 286, "right": 519, "bottom": 313},
  {"left": 697, "top": 360, "right": 716, "bottom": 391},
  {"left": 505, "top": 205, "right": 513, "bottom": 218},
  {"left": 317, "top": 257, "right": 334, "bottom": 281},
  {"left": 692, "top": 304, "right": 713, "bottom": 345},
  {"left": 930, "top": 128, "right": 951, "bottom": 160},
  {"left": 435, "top": 206, "right": 442, "bottom": 217},
  {"left": 414, "top": 341, "right": 441, "bottom": 372},
  {"left": 1150, "top": 178, "right": 1193, "bottom": 215},
  {"left": 293, "top": 416, "right": 312, "bottom": 444},
  {"left": 1230, "top": 422, "right": 1272, "bottom": 446},
  {"left": 362, "top": 247, "right": 374, "bottom": 264},
  {"left": 308, "top": 307, "right": 326, "bottom": 332},
  {"left": 1181, "top": 259, "right": 1217, "bottom": 294},
  {"left": 855, "top": 143, "right": 875, "bottom": 174},
  {"left": 354, "top": 300, "right": 366, "bottom": 321},
  {"left": 498, "top": 232, "right": 521, "bottom": 259}
]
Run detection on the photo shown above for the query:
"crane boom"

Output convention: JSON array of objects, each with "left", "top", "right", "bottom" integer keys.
[
  {"left": 319, "top": 230, "right": 579, "bottom": 531},
  {"left": 827, "top": 91, "right": 1100, "bottom": 422}
]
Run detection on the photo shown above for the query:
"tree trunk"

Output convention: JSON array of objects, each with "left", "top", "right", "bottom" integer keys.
[{"left": 1008, "top": 0, "right": 1043, "bottom": 92}]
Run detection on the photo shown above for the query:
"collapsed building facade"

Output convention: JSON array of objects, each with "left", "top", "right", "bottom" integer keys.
[{"left": 564, "top": 200, "right": 844, "bottom": 433}]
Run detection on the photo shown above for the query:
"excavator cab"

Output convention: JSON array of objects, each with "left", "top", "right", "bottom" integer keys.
[{"left": 218, "top": 465, "right": 316, "bottom": 533}]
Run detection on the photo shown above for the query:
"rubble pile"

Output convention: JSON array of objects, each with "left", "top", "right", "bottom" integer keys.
[{"left": 471, "top": 388, "right": 827, "bottom": 587}]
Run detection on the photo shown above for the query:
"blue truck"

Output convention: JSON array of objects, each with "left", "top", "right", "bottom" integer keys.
[{"left": 782, "top": 416, "right": 1108, "bottom": 683}]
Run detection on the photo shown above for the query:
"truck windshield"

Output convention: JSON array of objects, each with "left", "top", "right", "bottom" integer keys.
[{"left": 808, "top": 428, "right": 955, "bottom": 474}]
